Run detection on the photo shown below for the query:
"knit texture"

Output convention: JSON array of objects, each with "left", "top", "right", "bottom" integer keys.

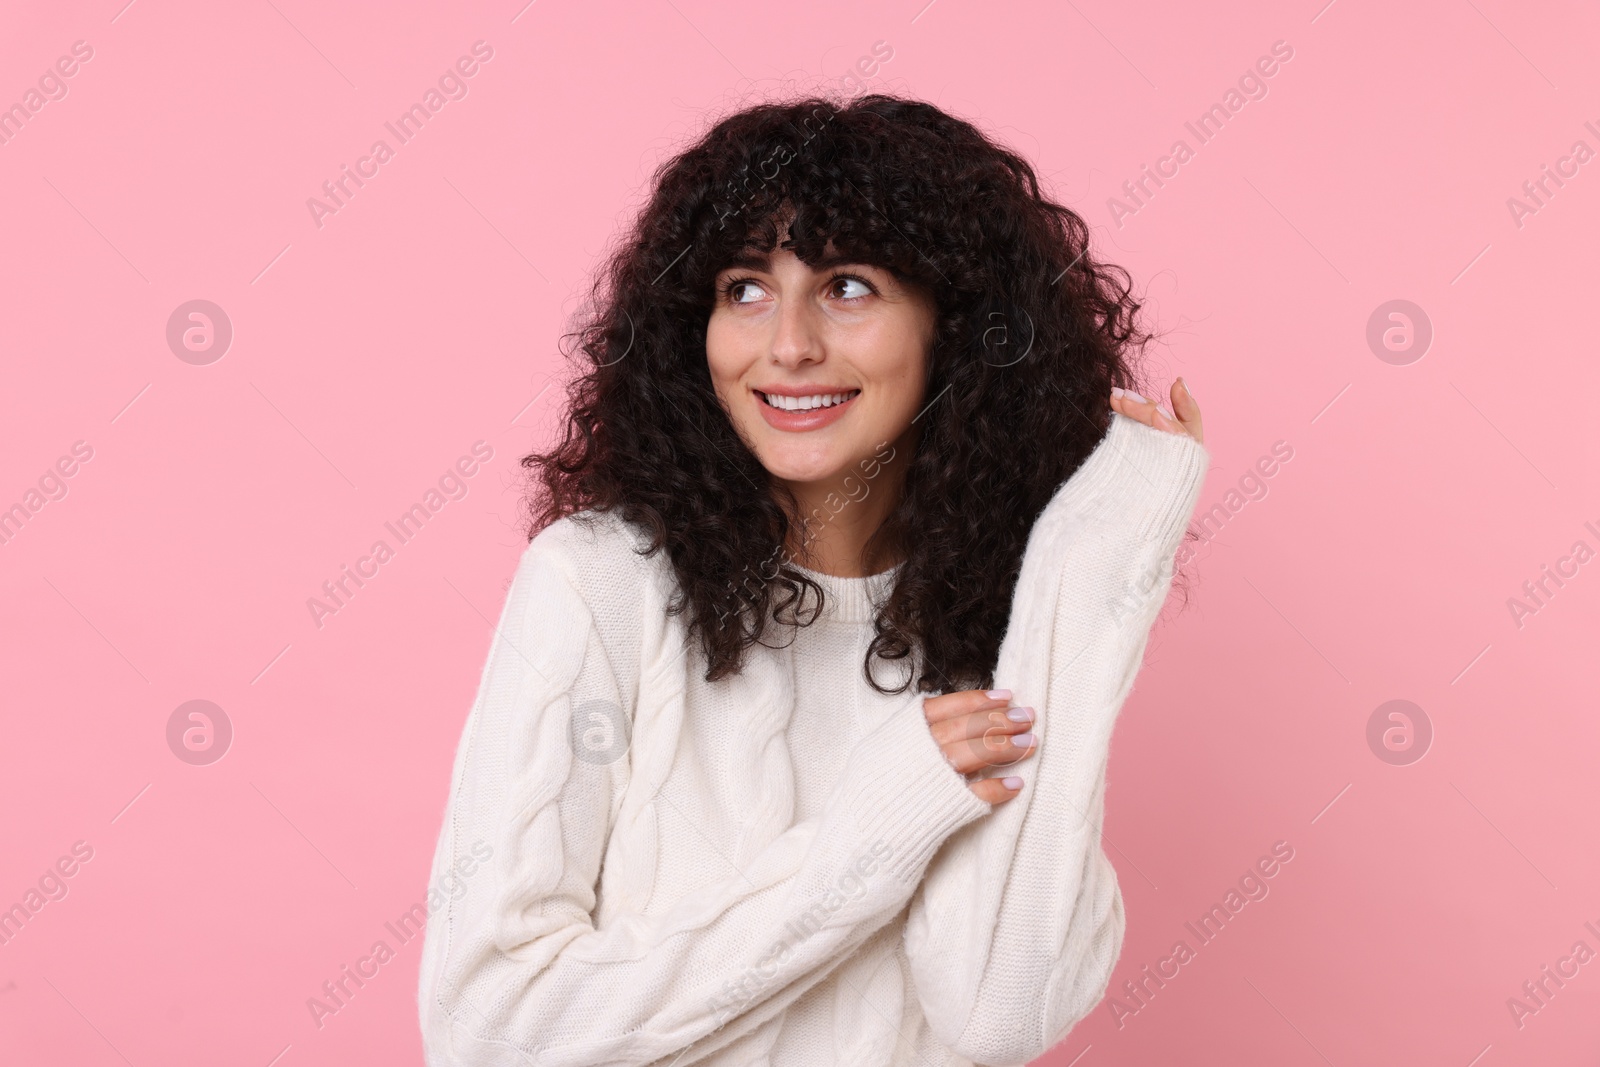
[{"left": 418, "top": 412, "right": 1208, "bottom": 1067}]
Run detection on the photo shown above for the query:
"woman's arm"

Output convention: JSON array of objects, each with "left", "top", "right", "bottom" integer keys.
[
  {"left": 902, "top": 409, "right": 1209, "bottom": 1065},
  {"left": 418, "top": 529, "right": 995, "bottom": 1067}
]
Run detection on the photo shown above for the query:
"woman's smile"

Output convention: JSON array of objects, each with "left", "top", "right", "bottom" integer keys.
[{"left": 752, "top": 385, "right": 862, "bottom": 431}]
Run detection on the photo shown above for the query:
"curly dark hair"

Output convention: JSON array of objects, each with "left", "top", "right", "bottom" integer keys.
[{"left": 522, "top": 92, "right": 1164, "bottom": 695}]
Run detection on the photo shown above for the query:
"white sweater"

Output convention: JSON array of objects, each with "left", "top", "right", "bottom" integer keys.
[{"left": 418, "top": 412, "right": 1208, "bottom": 1067}]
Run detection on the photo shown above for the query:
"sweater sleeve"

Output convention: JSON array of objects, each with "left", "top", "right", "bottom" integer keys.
[
  {"left": 417, "top": 527, "right": 995, "bottom": 1067},
  {"left": 902, "top": 412, "right": 1209, "bottom": 1065}
]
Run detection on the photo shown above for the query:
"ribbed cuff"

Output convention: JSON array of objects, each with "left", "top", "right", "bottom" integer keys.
[
  {"left": 835, "top": 696, "right": 994, "bottom": 882},
  {"left": 1046, "top": 412, "right": 1209, "bottom": 545}
]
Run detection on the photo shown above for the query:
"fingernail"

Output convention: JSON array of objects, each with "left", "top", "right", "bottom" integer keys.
[
  {"left": 1011, "top": 732, "right": 1036, "bottom": 749},
  {"left": 1006, "top": 706, "right": 1034, "bottom": 723},
  {"left": 1116, "top": 388, "right": 1147, "bottom": 404},
  {"left": 1156, "top": 405, "right": 1176, "bottom": 421},
  {"left": 1001, "top": 776, "right": 1024, "bottom": 790},
  {"left": 985, "top": 689, "right": 1011, "bottom": 700},
  {"left": 1178, "top": 377, "right": 1193, "bottom": 396}
]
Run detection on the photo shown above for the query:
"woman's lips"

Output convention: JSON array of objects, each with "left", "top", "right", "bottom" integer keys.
[{"left": 754, "top": 389, "right": 859, "bottom": 432}]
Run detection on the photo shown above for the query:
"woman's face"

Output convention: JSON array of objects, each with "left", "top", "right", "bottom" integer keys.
[{"left": 706, "top": 244, "right": 937, "bottom": 489}]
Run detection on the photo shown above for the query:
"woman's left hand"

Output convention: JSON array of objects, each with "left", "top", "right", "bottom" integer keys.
[{"left": 1110, "top": 378, "right": 1204, "bottom": 445}]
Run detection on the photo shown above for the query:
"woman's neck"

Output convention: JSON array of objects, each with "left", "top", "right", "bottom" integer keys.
[{"left": 778, "top": 427, "right": 915, "bottom": 578}]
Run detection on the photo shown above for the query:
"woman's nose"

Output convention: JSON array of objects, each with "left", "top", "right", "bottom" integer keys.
[{"left": 767, "top": 295, "right": 822, "bottom": 367}]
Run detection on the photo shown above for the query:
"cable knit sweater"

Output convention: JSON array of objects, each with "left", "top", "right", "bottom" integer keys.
[{"left": 418, "top": 412, "right": 1208, "bottom": 1067}]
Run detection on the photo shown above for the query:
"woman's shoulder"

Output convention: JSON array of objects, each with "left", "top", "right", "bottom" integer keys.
[
  {"left": 490, "top": 510, "right": 662, "bottom": 705},
  {"left": 520, "top": 507, "right": 674, "bottom": 611}
]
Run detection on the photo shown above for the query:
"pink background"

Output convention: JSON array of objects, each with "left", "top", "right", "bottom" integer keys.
[{"left": 2, "top": 1, "right": 1596, "bottom": 1064}]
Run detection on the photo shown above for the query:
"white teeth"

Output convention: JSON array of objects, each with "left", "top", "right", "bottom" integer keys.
[{"left": 762, "top": 390, "right": 857, "bottom": 411}]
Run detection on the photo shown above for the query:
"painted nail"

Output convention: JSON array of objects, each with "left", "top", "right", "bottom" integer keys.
[
  {"left": 1006, "top": 706, "right": 1034, "bottom": 723},
  {"left": 985, "top": 689, "right": 1012, "bottom": 700},
  {"left": 1156, "top": 405, "right": 1176, "bottom": 421},
  {"left": 1178, "top": 377, "right": 1193, "bottom": 397},
  {"left": 1011, "top": 732, "right": 1036, "bottom": 749},
  {"left": 1001, "top": 776, "right": 1024, "bottom": 790},
  {"left": 1124, "top": 390, "right": 1148, "bottom": 404}
]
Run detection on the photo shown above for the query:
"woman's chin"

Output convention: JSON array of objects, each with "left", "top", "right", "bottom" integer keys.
[{"left": 761, "top": 454, "right": 852, "bottom": 489}]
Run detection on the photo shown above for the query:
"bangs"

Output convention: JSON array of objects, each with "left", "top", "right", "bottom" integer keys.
[
  {"left": 708, "top": 209, "right": 917, "bottom": 289},
  {"left": 684, "top": 106, "right": 940, "bottom": 297}
]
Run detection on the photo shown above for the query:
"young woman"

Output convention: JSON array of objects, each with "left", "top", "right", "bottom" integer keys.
[{"left": 419, "top": 94, "right": 1207, "bottom": 1067}]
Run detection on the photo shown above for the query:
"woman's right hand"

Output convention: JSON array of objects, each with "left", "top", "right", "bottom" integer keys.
[{"left": 922, "top": 689, "right": 1036, "bottom": 804}]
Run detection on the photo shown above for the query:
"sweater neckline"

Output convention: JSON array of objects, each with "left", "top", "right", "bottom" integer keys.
[{"left": 787, "top": 561, "right": 898, "bottom": 625}]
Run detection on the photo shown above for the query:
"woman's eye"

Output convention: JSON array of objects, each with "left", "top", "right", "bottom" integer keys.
[
  {"left": 832, "top": 276, "right": 872, "bottom": 300},
  {"left": 727, "top": 280, "right": 766, "bottom": 304}
]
